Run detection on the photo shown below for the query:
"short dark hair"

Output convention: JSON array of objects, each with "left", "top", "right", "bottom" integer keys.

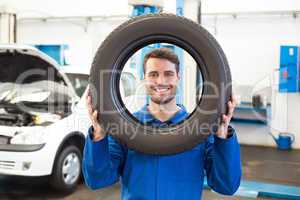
[{"left": 143, "top": 48, "right": 180, "bottom": 74}]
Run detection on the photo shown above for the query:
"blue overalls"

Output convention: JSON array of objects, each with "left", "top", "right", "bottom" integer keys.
[{"left": 82, "top": 105, "right": 241, "bottom": 200}]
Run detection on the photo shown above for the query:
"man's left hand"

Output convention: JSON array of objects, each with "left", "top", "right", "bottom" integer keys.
[{"left": 216, "top": 95, "right": 237, "bottom": 139}]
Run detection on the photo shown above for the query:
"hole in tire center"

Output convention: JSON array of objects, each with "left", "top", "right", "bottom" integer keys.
[{"left": 118, "top": 43, "right": 205, "bottom": 127}]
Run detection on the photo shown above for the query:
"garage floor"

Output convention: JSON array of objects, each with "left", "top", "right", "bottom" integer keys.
[
  {"left": 0, "top": 178, "right": 280, "bottom": 200},
  {"left": 0, "top": 145, "right": 299, "bottom": 200},
  {"left": 241, "top": 145, "right": 300, "bottom": 186}
]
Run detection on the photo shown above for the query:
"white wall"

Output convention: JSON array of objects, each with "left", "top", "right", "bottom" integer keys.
[
  {"left": 202, "top": 0, "right": 300, "bottom": 13},
  {"left": 202, "top": 15, "right": 300, "bottom": 86},
  {"left": 0, "top": 0, "right": 131, "bottom": 18},
  {"left": 200, "top": 14, "right": 300, "bottom": 149},
  {"left": 7, "top": 0, "right": 300, "bottom": 148},
  {"left": 17, "top": 19, "right": 126, "bottom": 68}
]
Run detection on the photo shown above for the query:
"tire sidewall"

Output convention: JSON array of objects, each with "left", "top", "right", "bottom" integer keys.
[
  {"left": 50, "top": 145, "right": 82, "bottom": 192},
  {"left": 90, "top": 14, "right": 232, "bottom": 155}
]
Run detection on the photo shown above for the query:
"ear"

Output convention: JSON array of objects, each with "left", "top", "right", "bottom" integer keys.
[{"left": 177, "top": 72, "right": 181, "bottom": 80}]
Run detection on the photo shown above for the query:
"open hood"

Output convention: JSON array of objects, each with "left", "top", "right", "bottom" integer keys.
[
  {"left": 0, "top": 45, "right": 79, "bottom": 127},
  {"left": 0, "top": 45, "right": 76, "bottom": 93},
  {"left": 0, "top": 45, "right": 78, "bottom": 101}
]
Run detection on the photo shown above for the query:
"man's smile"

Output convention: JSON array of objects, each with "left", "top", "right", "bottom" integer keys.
[{"left": 152, "top": 86, "right": 171, "bottom": 94}]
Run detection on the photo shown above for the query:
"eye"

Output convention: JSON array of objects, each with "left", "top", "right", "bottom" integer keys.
[
  {"left": 148, "top": 72, "right": 158, "bottom": 78},
  {"left": 165, "top": 71, "right": 175, "bottom": 77}
]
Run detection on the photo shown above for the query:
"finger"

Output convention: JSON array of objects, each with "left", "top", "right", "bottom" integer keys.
[
  {"left": 88, "top": 95, "right": 92, "bottom": 104},
  {"left": 219, "top": 117, "right": 226, "bottom": 129},
  {"left": 231, "top": 95, "right": 237, "bottom": 107},
  {"left": 229, "top": 99, "right": 235, "bottom": 109},
  {"left": 86, "top": 95, "right": 91, "bottom": 107},
  {"left": 227, "top": 101, "right": 234, "bottom": 117},
  {"left": 220, "top": 114, "right": 225, "bottom": 124},
  {"left": 92, "top": 110, "right": 97, "bottom": 119},
  {"left": 91, "top": 110, "right": 98, "bottom": 124},
  {"left": 220, "top": 114, "right": 226, "bottom": 123},
  {"left": 87, "top": 101, "right": 93, "bottom": 115},
  {"left": 223, "top": 114, "right": 230, "bottom": 125},
  {"left": 86, "top": 89, "right": 91, "bottom": 102},
  {"left": 86, "top": 96, "right": 94, "bottom": 112}
]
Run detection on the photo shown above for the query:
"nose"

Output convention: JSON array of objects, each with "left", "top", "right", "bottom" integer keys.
[{"left": 156, "top": 74, "right": 165, "bottom": 85}]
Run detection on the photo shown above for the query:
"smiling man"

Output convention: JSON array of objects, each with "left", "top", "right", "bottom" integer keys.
[
  {"left": 137, "top": 48, "right": 183, "bottom": 123},
  {"left": 82, "top": 48, "right": 242, "bottom": 200}
]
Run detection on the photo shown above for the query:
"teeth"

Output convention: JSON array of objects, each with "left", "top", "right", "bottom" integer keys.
[{"left": 156, "top": 88, "right": 168, "bottom": 92}]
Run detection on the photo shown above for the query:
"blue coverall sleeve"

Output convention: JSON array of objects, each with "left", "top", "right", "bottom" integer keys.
[
  {"left": 82, "top": 126, "right": 126, "bottom": 190},
  {"left": 204, "top": 125, "right": 242, "bottom": 195}
]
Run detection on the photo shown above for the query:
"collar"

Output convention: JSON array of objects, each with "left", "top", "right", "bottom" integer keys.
[{"left": 133, "top": 104, "right": 189, "bottom": 125}]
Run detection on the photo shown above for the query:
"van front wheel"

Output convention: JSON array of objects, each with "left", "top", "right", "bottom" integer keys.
[{"left": 50, "top": 145, "right": 82, "bottom": 193}]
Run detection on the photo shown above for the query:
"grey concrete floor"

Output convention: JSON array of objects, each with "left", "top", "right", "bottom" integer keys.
[
  {"left": 0, "top": 175, "right": 280, "bottom": 200},
  {"left": 2, "top": 143, "right": 297, "bottom": 200}
]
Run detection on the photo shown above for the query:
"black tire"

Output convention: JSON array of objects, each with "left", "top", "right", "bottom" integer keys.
[
  {"left": 89, "top": 13, "right": 232, "bottom": 155},
  {"left": 50, "top": 145, "right": 82, "bottom": 193}
]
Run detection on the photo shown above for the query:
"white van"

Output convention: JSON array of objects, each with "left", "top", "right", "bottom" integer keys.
[{"left": 0, "top": 45, "right": 90, "bottom": 192}]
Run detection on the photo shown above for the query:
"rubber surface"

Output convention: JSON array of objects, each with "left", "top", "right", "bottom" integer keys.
[
  {"left": 89, "top": 13, "right": 232, "bottom": 155},
  {"left": 50, "top": 145, "right": 82, "bottom": 192}
]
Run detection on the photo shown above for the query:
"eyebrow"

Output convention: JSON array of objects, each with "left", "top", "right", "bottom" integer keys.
[
  {"left": 164, "top": 71, "right": 175, "bottom": 74},
  {"left": 147, "top": 70, "right": 175, "bottom": 74},
  {"left": 147, "top": 71, "right": 158, "bottom": 75}
]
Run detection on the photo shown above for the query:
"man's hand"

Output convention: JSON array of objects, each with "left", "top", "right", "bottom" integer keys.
[
  {"left": 216, "top": 95, "right": 237, "bottom": 139},
  {"left": 86, "top": 89, "right": 106, "bottom": 141}
]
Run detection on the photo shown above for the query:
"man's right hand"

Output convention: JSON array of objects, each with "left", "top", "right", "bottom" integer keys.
[{"left": 86, "top": 89, "right": 106, "bottom": 141}]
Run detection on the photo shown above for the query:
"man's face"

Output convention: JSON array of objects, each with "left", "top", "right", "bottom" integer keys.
[{"left": 144, "top": 58, "right": 180, "bottom": 105}]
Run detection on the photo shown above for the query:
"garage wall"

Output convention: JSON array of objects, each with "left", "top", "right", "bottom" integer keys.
[
  {"left": 17, "top": 19, "right": 126, "bottom": 68},
  {"left": 15, "top": 1, "right": 300, "bottom": 148},
  {"left": 200, "top": 15, "right": 300, "bottom": 149},
  {"left": 185, "top": 0, "right": 300, "bottom": 148},
  {"left": 18, "top": 12, "right": 300, "bottom": 81},
  {"left": 202, "top": 0, "right": 300, "bottom": 13},
  {"left": 0, "top": 0, "right": 131, "bottom": 18},
  {"left": 202, "top": 15, "right": 300, "bottom": 86}
]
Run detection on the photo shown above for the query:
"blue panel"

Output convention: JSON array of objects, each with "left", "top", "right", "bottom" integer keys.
[
  {"left": 34, "top": 44, "right": 68, "bottom": 65},
  {"left": 204, "top": 178, "right": 300, "bottom": 199},
  {"left": 299, "top": 64, "right": 300, "bottom": 93},
  {"left": 176, "top": 0, "right": 184, "bottom": 16},
  {"left": 173, "top": 46, "right": 183, "bottom": 105},
  {"left": 279, "top": 64, "right": 298, "bottom": 92},
  {"left": 279, "top": 46, "right": 300, "bottom": 93},
  {"left": 174, "top": 0, "right": 184, "bottom": 104},
  {"left": 131, "top": 5, "right": 160, "bottom": 17},
  {"left": 280, "top": 46, "right": 298, "bottom": 65},
  {"left": 246, "top": 180, "right": 300, "bottom": 199}
]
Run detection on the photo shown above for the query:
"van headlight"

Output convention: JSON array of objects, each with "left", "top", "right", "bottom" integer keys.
[{"left": 10, "top": 131, "right": 46, "bottom": 145}]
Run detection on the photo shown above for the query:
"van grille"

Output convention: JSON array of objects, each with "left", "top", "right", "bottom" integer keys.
[{"left": 0, "top": 160, "right": 15, "bottom": 170}]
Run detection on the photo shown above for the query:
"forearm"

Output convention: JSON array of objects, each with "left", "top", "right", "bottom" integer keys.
[
  {"left": 82, "top": 126, "right": 120, "bottom": 190},
  {"left": 205, "top": 126, "right": 242, "bottom": 195}
]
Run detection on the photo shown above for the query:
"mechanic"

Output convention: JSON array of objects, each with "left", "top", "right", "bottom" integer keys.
[{"left": 82, "top": 48, "right": 241, "bottom": 200}]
